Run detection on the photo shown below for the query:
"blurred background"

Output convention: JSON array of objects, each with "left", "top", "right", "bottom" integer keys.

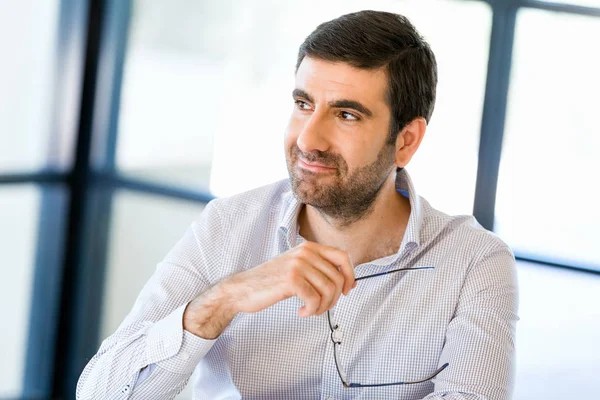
[{"left": 0, "top": 0, "right": 599, "bottom": 399}]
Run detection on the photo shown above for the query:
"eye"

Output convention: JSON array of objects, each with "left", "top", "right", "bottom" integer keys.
[
  {"left": 339, "top": 111, "right": 359, "bottom": 121},
  {"left": 294, "top": 100, "right": 312, "bottom": 110}
]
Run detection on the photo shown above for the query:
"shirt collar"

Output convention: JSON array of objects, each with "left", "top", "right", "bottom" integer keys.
[
  {"left": 277, "top": 168, "right": 424, "bottom": 261},
  {"left": 277, "top": 183, "right": 303, "bottom": 248},
  {"left": 395, "top": 167, "right": 423, "bottom": 251}
]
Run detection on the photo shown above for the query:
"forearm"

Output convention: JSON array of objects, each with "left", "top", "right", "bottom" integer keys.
[{"left": 183, "top": 282, "right": 237, "bottom": 339}]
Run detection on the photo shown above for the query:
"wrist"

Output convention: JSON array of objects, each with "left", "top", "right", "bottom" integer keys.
[{"left": 183, "top": 283, "right": 237, "bottom": 339}]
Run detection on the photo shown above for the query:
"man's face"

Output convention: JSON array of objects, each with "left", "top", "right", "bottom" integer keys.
[{"left": 285, "top": 57, "right": 397, "bottom": 223}]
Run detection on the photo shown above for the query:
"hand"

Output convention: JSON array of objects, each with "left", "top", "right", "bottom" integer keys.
[{"left": 225, "top": 241, "right": 356, "bottom": 318}]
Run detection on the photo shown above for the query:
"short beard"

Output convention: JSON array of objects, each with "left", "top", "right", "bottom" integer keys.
[{"left": 286, "top": 143, "right": 396, "bottom": 227}]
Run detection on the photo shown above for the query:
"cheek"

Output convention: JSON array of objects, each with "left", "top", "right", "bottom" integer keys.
[
  {"left": 344, "top": 139, "right": 371, "bottom": 163},
  {"left": 343, "top": 137, "right": 386, "bottom": 171},
  {"left": 284, "top": 114, "right": 304, "bottom": 148}
]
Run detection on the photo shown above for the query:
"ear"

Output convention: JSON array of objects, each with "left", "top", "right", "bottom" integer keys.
[{"left": 394, "top": 117, "right": 427, "bottom": 168}]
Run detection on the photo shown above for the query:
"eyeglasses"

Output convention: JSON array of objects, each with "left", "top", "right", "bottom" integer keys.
[{"left": 326, "top": 266, "right": 449, "bottom": 388}]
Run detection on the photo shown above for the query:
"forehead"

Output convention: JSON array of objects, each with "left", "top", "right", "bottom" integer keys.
[{"left": 295, "top": 57, "right": 389, "bottom": 109}]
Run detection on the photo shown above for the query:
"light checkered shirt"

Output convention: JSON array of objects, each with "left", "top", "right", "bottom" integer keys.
[{"left": 77, "top": 168, "right": 519, "bottom": 400}]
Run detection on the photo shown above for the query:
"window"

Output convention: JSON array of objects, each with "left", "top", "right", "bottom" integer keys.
[{"left": 495, "top": 8, "right": 600, "bottom": 271}]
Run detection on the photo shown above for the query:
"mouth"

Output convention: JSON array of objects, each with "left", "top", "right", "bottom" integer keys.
[{"left": 297, "top": 158, "right": 336, "bottom": 173}]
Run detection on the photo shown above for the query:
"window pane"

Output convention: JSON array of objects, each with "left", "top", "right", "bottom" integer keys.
[
  {"left": 495, "top": 9, "right": 600, "bottom": 270},
  {"left": 101, "top": 192, "right": 206, "bottom": 337},
  {"left": 0, "top": 186, "right": 41, "bottom": 398},
  {"left": 117, "top": 0, "right": 491, "bottom": 215},
  {"left": 0, "top": 1, "right": 65, "bottom": 173},
  {"left": 515, "top": 261, "right": 600, "bottom": 399},
  {"left": 100, "top": 192, "right": 206, "bottom": 398}
]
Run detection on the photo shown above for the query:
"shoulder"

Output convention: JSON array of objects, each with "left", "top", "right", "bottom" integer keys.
[
  {"left": 419, "top": 198, "right": 517, "bottom": 296},
  {"left": 420, "top": 197, "right": 513, "bottom": 263},
  {"left": 206, "top": 178, "right": 292, "bottom": 227}
]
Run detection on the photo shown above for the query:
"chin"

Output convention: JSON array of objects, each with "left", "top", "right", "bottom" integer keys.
[{"left": 290, "top": 179, "right": 315, "bottom": 201}]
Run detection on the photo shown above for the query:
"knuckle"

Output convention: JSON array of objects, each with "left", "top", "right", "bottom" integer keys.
[
  {"left": 287, "top": 264, "right": 303, "bottom": 283},
  {"left": 299, "top": 241, "right": 313, "bottom": 251},
  {"left": 305, "top": 294, "right": 319, "bottom": 308},
  {"left": 299, "top": 281, "right": 313, "bottom": 296},
  {"left": 308, "top": 286, "right": 320, "bottom": 300},
  {"left": 290, "top": 247, "right": 303, "bottom": 259},
  {"left": 325, "top": 281, "right": 336, "bottom": 294},
  {"left": 290, "top": 256, "right": 304, "bottom": 269},
  {"left": 295, "top": 246, "right": 311, "bottom": 260},
  {"left": 332, "top": 272, "right": 344, "bottom": 286}
]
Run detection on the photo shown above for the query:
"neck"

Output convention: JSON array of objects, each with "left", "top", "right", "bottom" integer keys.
[{"left": 298, "top": 171, "right": 411, "bottom": 266}]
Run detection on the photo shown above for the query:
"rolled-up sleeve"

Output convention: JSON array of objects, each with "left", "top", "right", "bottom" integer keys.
[
  {"left": 423, "top": 245, "right": 520, "bottom": 400},
  {"left": 76, "top": 201, "right": 224, "bottom": 399}
]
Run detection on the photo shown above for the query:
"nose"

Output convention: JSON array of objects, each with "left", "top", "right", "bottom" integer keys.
[{"left": 296, "top": 112, "right": 330, "bottom": 153}]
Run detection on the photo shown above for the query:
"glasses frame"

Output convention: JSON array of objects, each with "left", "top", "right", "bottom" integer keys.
[{"left": 326, "top": 266, "right": 450, "bottom": 388}]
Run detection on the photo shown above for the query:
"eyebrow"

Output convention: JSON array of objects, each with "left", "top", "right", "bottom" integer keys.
[
  {"left": 329, "top": 99, "right": 373, "bottom": 118},
  {"left": 292, "top": 88, "right": 373, "bottom": 118},
  {"left": 292, "top": 89, "right": 314, "bottom": 103}
]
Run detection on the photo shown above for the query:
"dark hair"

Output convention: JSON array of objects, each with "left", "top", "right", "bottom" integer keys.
[{"left": 296, "top": 10, "right": 437, "bottom": 144}]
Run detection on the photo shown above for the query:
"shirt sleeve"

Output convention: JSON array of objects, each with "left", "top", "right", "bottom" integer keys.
[
  {"left": 76, "top": 201, "right": 224, "bottom": 400},
  {"left": 422, "top": 244, "right": 520, "bottom": 400}
]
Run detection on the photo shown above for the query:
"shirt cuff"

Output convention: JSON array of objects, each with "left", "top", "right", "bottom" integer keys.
[{"left": 146, "top": 303, "right": 217, "bottom": 375}]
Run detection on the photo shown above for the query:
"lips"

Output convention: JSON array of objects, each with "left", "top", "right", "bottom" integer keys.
[{"left": 298, "top": 158, "right": 336, "bottom": 172}]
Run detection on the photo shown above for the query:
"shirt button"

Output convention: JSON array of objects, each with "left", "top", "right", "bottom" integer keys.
[{"left": 332, "top": 329, "right": 343, "bottom": 344}]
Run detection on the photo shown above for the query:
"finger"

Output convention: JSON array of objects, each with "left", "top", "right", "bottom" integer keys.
[
  {"left": 299, "top": 250, "right": 344, "bottom": 311},
  {"left": 302, "top": 268, "right": 338, "bottom": 315},
  {"left": 307, "top": 242, "right": 355, "bottom": 295},
  {"left": 295, "top": 279, "right": 321, "bottom": 318}
]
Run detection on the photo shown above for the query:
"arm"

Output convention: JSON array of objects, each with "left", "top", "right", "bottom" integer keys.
[
  {"left": 422, "top": 245, "right": 519, "bottom": 400},
  {"left": 77, "top": 200, "right": 356, "bottom": 399},
  {"left": 76, "top": 202, "right": 223, "bottom": 400}
]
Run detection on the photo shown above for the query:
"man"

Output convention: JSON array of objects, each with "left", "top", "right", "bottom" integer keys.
[{"left": 77, "top": 10, "right": 518, "bottom": 400}]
